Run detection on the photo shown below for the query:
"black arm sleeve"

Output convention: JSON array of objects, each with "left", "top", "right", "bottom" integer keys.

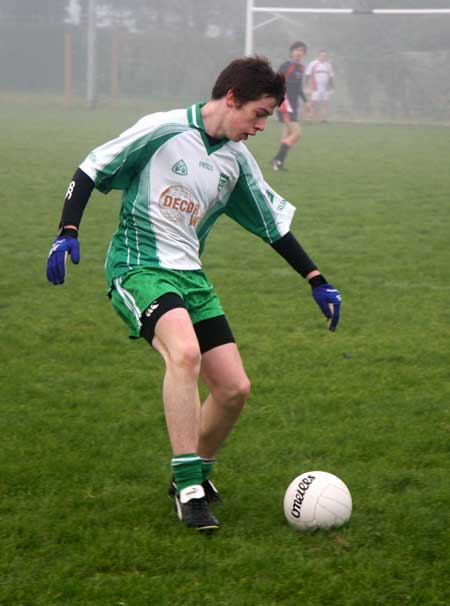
[
  {"left": 270, "top": 231, "right": 318, "bottom": 278},
  {"left": 59, "top": 168, "right": 95, "bottom": 229}
]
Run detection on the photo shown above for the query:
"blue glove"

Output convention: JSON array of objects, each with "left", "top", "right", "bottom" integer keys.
[
  {"left": 312, "top": 283, "right": 341, "bottom": 331},
  {"left": 47, "top": 236, "right": 80, "bottom": 285}
]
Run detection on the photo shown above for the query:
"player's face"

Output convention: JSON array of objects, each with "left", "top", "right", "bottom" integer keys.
[
  {"left": 225, "top": 94, "right": 278, "bottom": 142},
  {"left": 318, "top": 52, "right": 327, "bottom": 62},
  {"left": 291, "top": 47, "right": 305, "bottom": 63}
]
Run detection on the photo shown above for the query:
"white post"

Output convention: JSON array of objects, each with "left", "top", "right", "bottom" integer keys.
[
  {"left": 373, "top": 8, "right": 450, "bottom": 14},
  {"left": 244, "top": 4, "right": 450, "bottom": 59},
  {"left": 245, "top": 0, "right": 254, "bottom": 56},
  {"left": 86, "top": 0, "right": 97, "bottom": 108}
]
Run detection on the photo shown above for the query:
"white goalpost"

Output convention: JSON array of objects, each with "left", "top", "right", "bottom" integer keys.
[{"left": 245, "top": 1, "right": 450, "bottom": 55}]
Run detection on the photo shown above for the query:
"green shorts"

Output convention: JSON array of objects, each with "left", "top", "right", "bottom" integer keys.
[{"left": 109, "top": 266, "right": 225, "bottom": 338}]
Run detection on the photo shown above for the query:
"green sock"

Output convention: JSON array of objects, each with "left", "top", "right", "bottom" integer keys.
[
  {"left": 201, "top": 458, "right": 215, "bottom": 483},
  {"left": 171, "top": 453, "right": 203, "bottom": 492}
]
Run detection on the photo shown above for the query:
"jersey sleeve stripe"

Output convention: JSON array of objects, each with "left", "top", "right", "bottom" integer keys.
[{"left": 81, "top": 125, "right": 187, "bottom": 193}]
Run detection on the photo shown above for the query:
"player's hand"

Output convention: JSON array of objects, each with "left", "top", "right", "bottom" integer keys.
[
  {"left": 311, "top": 283, "right": 341, "bottom": 331},
  {"left": 47, "top": 234, "right": 80, "bottom": 285}
]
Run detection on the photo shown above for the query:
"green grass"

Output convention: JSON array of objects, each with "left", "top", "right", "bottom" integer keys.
[{"left": 1, "top": 95, "right": 450, "bottom": 606}]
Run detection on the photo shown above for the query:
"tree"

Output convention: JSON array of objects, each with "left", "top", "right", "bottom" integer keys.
[{"left": 0, "top": 0, "right": 67, "bottom": 24}]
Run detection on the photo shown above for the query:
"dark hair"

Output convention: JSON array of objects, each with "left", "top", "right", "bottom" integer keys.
[
  {"left": 211, "top": 55, "right": 286, "bottom": 107},
  {"left": 290, "top": 40, "right": 307, "bottom": 52}
]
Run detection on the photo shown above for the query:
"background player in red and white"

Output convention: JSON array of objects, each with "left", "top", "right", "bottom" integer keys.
[
  {"left": 305, "top": 50, "right": 335, "bottom": 122},
  {"left": 271, "top": 41, "right": 308, "bottom": 171}
]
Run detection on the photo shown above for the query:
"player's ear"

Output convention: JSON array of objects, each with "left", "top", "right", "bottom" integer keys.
[{"left": 225, "top": 89, "right": 238, "bottom": 108}]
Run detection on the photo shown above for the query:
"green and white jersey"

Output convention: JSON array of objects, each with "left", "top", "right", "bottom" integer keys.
[{"left": 79, "top": 103, "right": 296, "bottom": 285}]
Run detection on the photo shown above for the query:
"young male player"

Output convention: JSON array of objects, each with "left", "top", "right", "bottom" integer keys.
[
  {"left": 47, "top": 56, "right": 341, "bottom": 532},
  {"left": 272, "top": 41, "right": 309, "bottom": 171}
]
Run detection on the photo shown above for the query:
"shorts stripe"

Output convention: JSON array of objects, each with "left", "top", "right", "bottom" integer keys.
[{"left": 114, "top": 277, "right": 143, "bottom": 329}]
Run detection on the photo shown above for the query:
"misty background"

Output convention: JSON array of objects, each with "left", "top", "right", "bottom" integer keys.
[{"left": 1, "top": 0, "right": 449, "bottom": 122}]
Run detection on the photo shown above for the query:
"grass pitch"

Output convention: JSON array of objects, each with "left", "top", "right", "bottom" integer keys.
[{"left": 1, "top": 96, "right": 449, "bottom": 606}]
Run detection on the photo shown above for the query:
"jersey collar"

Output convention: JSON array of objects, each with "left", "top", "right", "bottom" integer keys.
[{"left": 187, "top": 102, "right": 229, "bottom": 155}]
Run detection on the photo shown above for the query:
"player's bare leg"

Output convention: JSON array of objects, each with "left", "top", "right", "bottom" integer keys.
[
  {"left": 272, "top": 121, "right": 301, "bottom": 170},
  {"left": 197, "top": 343, "right": 251, "bottom": 459},
  {"left": 152, "top": 308, "right": 202, "bottom": 454},
  {"left": 282, "top": 122, "right": 301, "bottom": 147},
  {"left": 320, "top": 100, "right": 329, "bottom": 122},
  {"left": 154, "top": 308, "right": 220, "bottom": 529}
]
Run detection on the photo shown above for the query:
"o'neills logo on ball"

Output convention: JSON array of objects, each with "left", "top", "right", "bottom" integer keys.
[
  {"left": 159, "top": 185, "right": 202, "bottom": 226},
  {"left": 291, "top": 474, "right": 316, "bottom": 518}
]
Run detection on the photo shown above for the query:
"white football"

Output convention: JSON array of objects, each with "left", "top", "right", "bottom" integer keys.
[{"left": 283, "top": 471, "right": 352, "bottom": 532}]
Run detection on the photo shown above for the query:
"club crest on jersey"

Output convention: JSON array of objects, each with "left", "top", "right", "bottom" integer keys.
[
  {"left": 159, "top": 185, "right": 202, "bottom": 226},
  {"left": 171, "top": 159, "right": 188, "bottom": 176},
  {"left": 218, "top": 173, "right": 230, "bottom": 192}
]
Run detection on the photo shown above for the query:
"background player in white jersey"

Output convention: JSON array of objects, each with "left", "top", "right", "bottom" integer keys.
[
  {"left": 47, "top": 56, "right": 341, "bottom": 532},
  {"left": 305, "top": 51, "right": 335, "bottom": 122}
]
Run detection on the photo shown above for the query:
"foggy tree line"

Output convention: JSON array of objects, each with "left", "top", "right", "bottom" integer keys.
[
  {"left": 1, "top": 0, "right": 449, "bottom": 120},
  {"left": 0, "top": 0, "right": 245, "bottom": 33},
  {"left": 2, "top": 0, "right": 449, "bottom": 45}
]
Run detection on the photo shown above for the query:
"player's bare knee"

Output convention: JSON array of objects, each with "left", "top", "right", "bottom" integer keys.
[
  {"left": 237, "top": 376, "right": 251, "bottom": 402},
  {"left": 168, "top": 341, "right": 202, "bottom": 376},
  {"left": 217, "top": 376, "right": 251, "bottom": 410}
]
